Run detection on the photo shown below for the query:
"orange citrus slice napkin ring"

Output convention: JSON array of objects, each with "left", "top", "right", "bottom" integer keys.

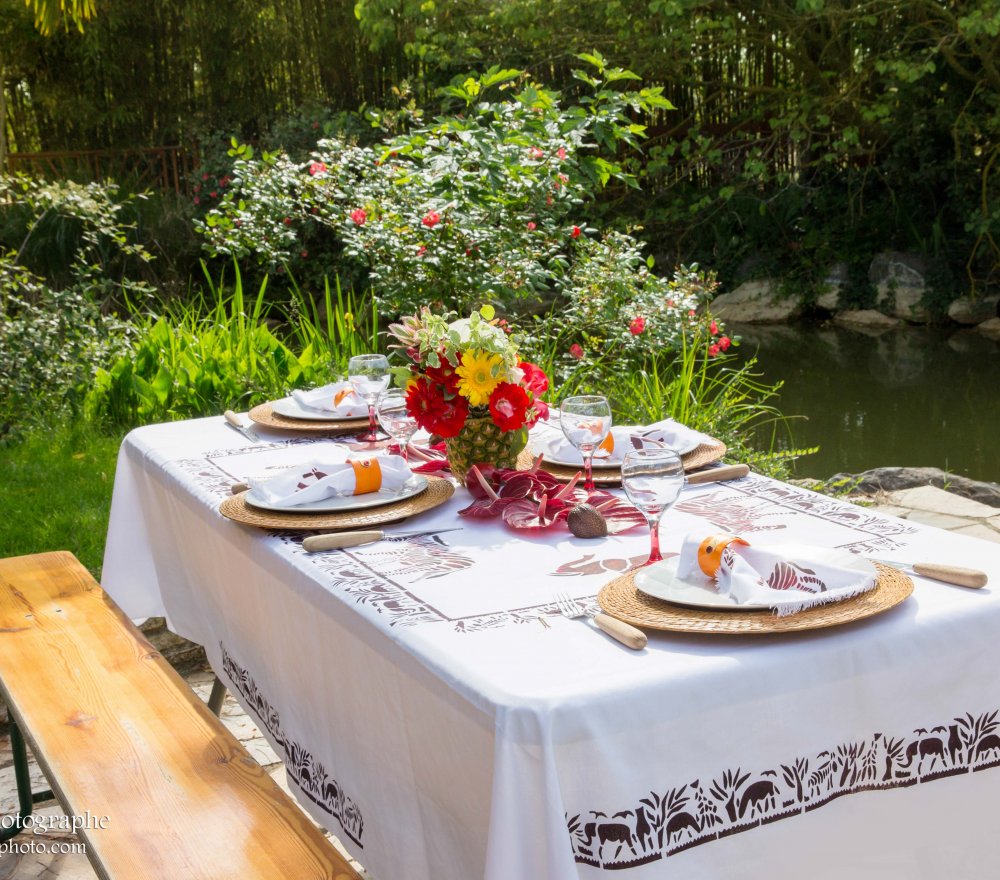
[
  {"left": 349, "top": 458, "right": 383, "bottom": 495},
  {"left": 697, "top": 534, "right": 750, "bottom": 577}
]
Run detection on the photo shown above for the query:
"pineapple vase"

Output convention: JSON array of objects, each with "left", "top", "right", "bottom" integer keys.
[{"left": 446, "top": 416, "right": 527, "bottom": 482}]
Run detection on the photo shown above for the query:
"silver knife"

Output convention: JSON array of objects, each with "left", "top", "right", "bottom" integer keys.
[
  {"left": 224, "top": 410, "right": 261, "bottom": 443},
  {"left": 302, "top": 528, "right": 462, "bottom": 552}
]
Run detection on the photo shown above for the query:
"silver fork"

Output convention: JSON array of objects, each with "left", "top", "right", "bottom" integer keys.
[{"left": 553, "top": 592, "right": 647, "bottom": 650}]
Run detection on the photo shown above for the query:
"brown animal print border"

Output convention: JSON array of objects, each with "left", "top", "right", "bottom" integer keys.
[
  {"left": 220, "top": 644, "right": 365, "bottom": 847},
  {"left": 567, "top": 708, "right": 1000, "bottom": 869}
]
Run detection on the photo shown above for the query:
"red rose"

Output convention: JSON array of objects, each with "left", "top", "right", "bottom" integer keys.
[
  {"left": 708, "top": 343, "right": 721, "bottom": 357},
  {"left": 571, "top": 225, "right": 581, "bottom": 239},
  {"left": 569, "top": 343, "right": 584, "bottom": 360},
  {"left": 422, "top": 211, "right": 441, "bottom": 228},
  {"left": 489, "top": 383, "right": 530, "bottom": 431},
  {"left": 719, "top": 336, "right": 731, "bottom": 351},
  {"left": 629, "top": 316, "right": 646, "bottom": 336},
  {"left": 350, "top": 209, "right": 367, "bottom": 226},
  {"left": 308, "top": 161, "right": 327, "bottom": 176}
]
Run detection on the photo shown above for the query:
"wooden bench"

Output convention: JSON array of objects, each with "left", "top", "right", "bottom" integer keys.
[{"left": 0, "top": 551, "right": 363, "bottom": 879}]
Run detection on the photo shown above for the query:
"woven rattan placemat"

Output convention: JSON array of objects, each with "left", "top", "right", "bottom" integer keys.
[
  {"left": 597, "top": 563, "right": 912, "bottom": 635},
  {"left": 219, "top": 475, "right": 455, "bottom": 530},
  {"left": 538, "top": 439, "right": 728, "bottom": 486},
  {"left": 248, "top": 401, "right": 369, "bottom": 434}
]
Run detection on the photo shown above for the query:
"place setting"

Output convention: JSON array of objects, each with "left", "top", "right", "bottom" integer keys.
[
  {"left": 222, "top": 371, "right": 454, "bottom": 531},
  {"left": 529, "top": 395, "right": 728, "bottom": 487},
  {"left": 247, "top": 354, "right": 393, "bottom": 437}
]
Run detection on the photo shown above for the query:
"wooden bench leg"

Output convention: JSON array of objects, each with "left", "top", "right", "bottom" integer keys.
[
  {"left": 0, "top": 717, "right": 53, "bottom": 842},
  {"left": 207, "top": 675, "right": 227, "bottom": 716}
]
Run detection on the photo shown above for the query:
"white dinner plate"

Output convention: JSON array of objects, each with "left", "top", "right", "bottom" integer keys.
[
  {"left": 634, "top": 546, "right": 878, "bottom": 611},
  {"left": 540, "top": 451, "right": 623, "bottom": 470},
  {"left": 244, "top": 475, "right": 428, "bottom": 513},
  {"left": 271, "top": 396, "right": 368, "bottom": 422}
]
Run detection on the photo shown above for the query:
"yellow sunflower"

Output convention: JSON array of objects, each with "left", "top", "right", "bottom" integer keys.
[{"left": 455, "top": 350, "right": 503, "bottom": 406}]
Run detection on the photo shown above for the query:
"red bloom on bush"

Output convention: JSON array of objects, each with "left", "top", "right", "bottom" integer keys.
[
  {"left": 350, "top": 209, "right": 367, "bottom": 226},
  {"left": 710, "top": 320, "right": 719, "bottom": 335},
  {"left": 518, "top": 361, "right": 549, "bottom": 395},
  {"left": 528, "top": 146, "right": 544, "bottom": 159},
  {"left": 527, "top": 221, "right": 537, "bottom": 231},
  {"left": 209, "top": 191, "right": 218, "bottom": 198},
  {"left": 422, "top": 211, "right": 441, "bottom": 228},
  {"left": 629, "top": 316, "right": 646, "bottom": 336},
  {"left": 708, "top": 343, "right": 721, "bottom": 357},
  {"left": 300, "top": 250, "right": 308, "bottom": 258},
  {"left": 309, "top": 161, "right": 327, "bottom": 176},
  {"left": 571, "top": 225, "right": 581, "bottom": 239},
  {"left": 416, "top": 245, "right": 427, "bottom": 256},
  {"left": 557, "top": 147, "right": 567, "bottom": 160},
  {"left": 719, "top": 336, "right": 731, "bottom": 351},
  {"left": 283, "top": 217, "right": 292, "bottom": 226},
  {"left": 569, "top": 343, "right": 584, "bottom": 360},
  {"left": 489, "top": 383, "right": 530, "bottom": 431}
]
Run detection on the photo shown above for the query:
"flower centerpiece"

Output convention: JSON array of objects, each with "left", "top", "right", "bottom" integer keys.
[{"left": 388, "top": 305, "right": 549, "bottom": 480}]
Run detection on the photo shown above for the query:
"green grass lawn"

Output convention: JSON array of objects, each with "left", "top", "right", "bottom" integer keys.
[{"left": 0, "top": 425, "right": 124, "bottom": 578}]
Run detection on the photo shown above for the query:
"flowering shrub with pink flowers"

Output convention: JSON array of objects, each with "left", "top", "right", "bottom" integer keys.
[{"left": 197, "top": 59, "right": 672, "bottom": 316}]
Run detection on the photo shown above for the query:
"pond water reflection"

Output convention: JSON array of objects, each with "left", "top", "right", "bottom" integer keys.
[{"left": 736, "top": 322, "right": 1000, "bottom": 482}]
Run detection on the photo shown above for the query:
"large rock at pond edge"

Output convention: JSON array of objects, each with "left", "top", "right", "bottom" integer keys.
[
  {"left": 815, "top": 262, "right": 850, "bottom": 312},
  {"left": 832, "top": 309, "right": 903, "bottom": 334},
  {"left": 709, "top": 279, "right": 802, "bottom": 323},
  {"left": 948, "top": 295, "right": 1000, "bottom": 325},
  {"left": 975, "top": 317, "right": 1000, "bottom": 340},
  {"left": 869, "top": 252, "right": 932, "bottom": 323},
  {"left": 828, "top": 467, "right": 1000, "bottom": 508}
]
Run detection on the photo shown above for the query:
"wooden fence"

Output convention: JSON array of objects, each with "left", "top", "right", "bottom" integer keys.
[{"left": 4, "top": 145, "right": 199, "bottom": 194}]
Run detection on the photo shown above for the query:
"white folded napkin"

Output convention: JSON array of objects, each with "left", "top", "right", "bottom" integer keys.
[
  {"left": 248, "top": 455, "right": 413, "bottom": 506},
  {"left": 531, "top": 417, "right": 713, "bottom": 464},
  {"left": 676, "top": 532, "right": 877, "bottom": 616},
  {"left": 291, "top": 382, "right": 368, "bottom": 417}
]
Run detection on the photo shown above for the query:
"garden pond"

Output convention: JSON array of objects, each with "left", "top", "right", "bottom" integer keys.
[{"left": 738, "top": 321, "right": 1000, "bottom": 484}]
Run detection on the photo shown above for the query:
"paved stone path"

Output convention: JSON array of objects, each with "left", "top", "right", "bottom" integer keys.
[{"left": 0, "top": 484, "right": 995, "bottom": 878}]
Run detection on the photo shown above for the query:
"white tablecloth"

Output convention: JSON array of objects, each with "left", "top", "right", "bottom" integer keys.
[{"left": 102, "top": 416, "right": 1000, "bottom": 880}]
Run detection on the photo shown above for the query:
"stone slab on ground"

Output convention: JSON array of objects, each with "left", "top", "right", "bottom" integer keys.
[{"left": 883, "top": 485, "right": 1000, "bottom": 520}]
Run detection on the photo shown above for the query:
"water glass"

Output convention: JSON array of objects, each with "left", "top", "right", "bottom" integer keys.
[
  {"left": 621, "top": 448, "right": 685, "bottom": 566},
  {"left": 377, "top": 389, "right": 418, "bottom": 464},
  {"left": 559, "top": 395, "right": 612, "bottom": 491},
  {"left": 348, "top": 354, "right": 390, "bottom": 442}
]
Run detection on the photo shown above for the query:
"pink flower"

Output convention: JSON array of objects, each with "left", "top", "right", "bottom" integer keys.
[
  {"left": 719, "top": 336, "right": 731, "bottom": 351},
  {"left": 309, "top": 161, "right": 327, "bottom": 176},
  {"left": 688, "top": 309, "right": 697, "bottom": 317},
  {"left": 571, "top": 225, "right": 581, "bottom": 239},
  {"left": 528, "top": 147, "right": 544, "bottom": 159},
  {"left": 202, "top": 172, "right": 210, "bottom": 181},
  {"left": 569, "top": 343, "right": 584, "bottom": 360},
  {"left": 350, "top": 209, "right": 367, "bottom": 226},
  {"left": 629, "top": 316, "right": 646, "bottom": 336},
  {"left": 708, "top": 343, "right": 721, "bottom": 357},
  {"left": 416, "top": 245, "right": 427, "bottom": 256},
  {"left": 422, "top": 211, "right": 441, "bottom": 228},
  {"left": 193, "top": 196, "right": 200, "bottom": 205},
  {"left": 300, "top": 250, "right": 308, "bottom": 258},
  {"left": 527, "top": 221, "right": 537, "bottom": 231},
  {"left": 666, "top": 298, "right": 675, "bottom": 307},
  {"left": 710, "top": 320, "right": 719, "bottom": 335},
  {"left": 557, "top": 147, "right": 566, "bottom": 160},
  {"left": 546, "top": 196, "right": 554, "bottom": 206},
  {"left": 558, "top": 173, "right": 568, "bottom": 183}
]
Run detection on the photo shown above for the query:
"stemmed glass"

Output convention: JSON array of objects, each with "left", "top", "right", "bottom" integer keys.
[
  {"left": 559, "top": 395, "right": 612, "bottom": 492},
  {"left": 376, "top": 389, "right": 418, "bottom": 464},
  {"left": 348, "top": 354, "right": 390, "bottom": 442},
  {"left": 621, "top": 448, "right": 685, "bottom": 566}
]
